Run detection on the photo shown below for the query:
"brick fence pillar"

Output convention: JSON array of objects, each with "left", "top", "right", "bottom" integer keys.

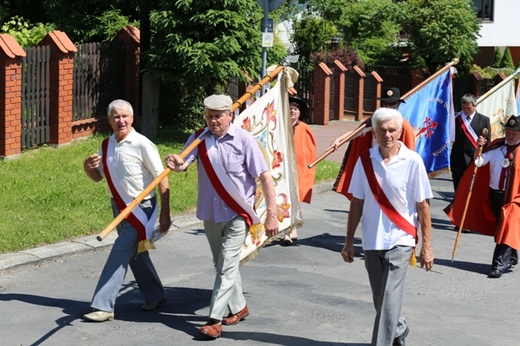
[
  {"left": 471, "top": 71, "right": 483, "bottom": 97},
  {"left": 371, "top": 71, "right": 383, "bottom": 112},
  {"left": 39, "top": 31, "right": 77, "bottom": 145},
  {"left": 352, "top": 66, "right": 366, "bottom": 121},
  {"left": 312, "top": 62, "right": 333, "bottom": 125},
  {"left": 0, "top": 34, "right": 25, "bottom": 158},
  {"left": 333, "top": 60, "right": 347, "bottom": 121}
]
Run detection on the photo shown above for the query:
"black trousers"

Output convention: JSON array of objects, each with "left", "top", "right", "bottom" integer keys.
[{"left": 490, "top": 189, "right": 518, "bottom": 272}]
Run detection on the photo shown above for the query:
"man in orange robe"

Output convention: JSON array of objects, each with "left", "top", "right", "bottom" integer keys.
[{"left": 449, "top": 115, "right": 520, "bottom": 278}]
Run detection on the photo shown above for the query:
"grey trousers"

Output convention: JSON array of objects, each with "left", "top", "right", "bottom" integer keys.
[
  {"left": 204, "top": 217, "right": 248, "bottom": 321},
  {"left": 90, "top": 199, "right": 165, "bottom": 312},
  {"left": 364, "top": 246, "right": 412, "bottom": 346}
]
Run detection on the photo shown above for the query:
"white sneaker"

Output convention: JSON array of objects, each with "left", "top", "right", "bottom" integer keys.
[{"left": 83, "top": 310, "right": 114, "bottom": 322}]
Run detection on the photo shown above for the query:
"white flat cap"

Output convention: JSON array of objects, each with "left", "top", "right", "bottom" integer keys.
[{"left": 204, "top": 94, "right": 233, "bottom": 111}]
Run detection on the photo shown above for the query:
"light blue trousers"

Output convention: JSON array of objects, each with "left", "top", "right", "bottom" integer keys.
[{"left": 90, "top": 199, "right": 165, "bottom": 312}]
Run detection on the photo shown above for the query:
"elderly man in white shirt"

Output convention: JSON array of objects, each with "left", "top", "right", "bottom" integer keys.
[{"left": 340, "top": 107, "right": 434, "bottom": 346}]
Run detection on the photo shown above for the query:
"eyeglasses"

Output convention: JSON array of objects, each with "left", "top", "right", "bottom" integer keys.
[{"left": 205, "top": 112, "right": 229, "bottom": 121}]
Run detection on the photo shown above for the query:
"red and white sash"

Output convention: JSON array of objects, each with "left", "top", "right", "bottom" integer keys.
[
  {"left": 457, "top": 113, "right": 478, "bottom": 149},
  {"left": 360, "top": 151, "right": 417, "bottom": 239},
  {"left": 101, "top": 138, "right": 158, "bottom": 246},
  {"left": 197, "top": 129, "right": 260, "bottom": 227}
]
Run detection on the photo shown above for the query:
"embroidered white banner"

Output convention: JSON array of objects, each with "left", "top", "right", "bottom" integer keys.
[
  {"left": 234, "top": 73, "right": 302, "bottom": 263},
  {"left": 477, "top": 78, "right": 517, "bottom": 141}
]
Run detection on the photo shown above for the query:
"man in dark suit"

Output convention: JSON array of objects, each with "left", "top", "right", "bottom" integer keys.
[{"left": 450, "top": 93, "right": 492, "bottom": 191}]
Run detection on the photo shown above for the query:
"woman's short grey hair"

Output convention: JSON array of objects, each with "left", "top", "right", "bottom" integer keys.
[
  {"left": 107, "top": 99, "right": 134, "bottom": 116},
  {"left": 372, "top": 107, "right": 403, "bottom": 130}
]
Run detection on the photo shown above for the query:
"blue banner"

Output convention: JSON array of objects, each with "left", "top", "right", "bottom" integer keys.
[
  {"left": 517, "top": 89, "right": 520, "bottom": 114},
  {"left": 398, "top": 70, "right": 453, "bottom": 175}
]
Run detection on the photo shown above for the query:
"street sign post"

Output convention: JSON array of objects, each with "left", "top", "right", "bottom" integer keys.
[{"left": 257, "top": 0, "right": 284, "bottom": 95}]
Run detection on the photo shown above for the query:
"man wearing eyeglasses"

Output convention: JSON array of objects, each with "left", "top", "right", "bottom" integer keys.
[{"left": 165, "top": 94, "right": 279, "bottom": 340}]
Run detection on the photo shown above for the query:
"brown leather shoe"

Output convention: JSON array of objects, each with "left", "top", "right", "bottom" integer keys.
[
  {"left": 198, "top": 320, "right": 222, "bottom": 339},
  {"left": 222, "top": 305, "right": 249, "bottom": 325}
]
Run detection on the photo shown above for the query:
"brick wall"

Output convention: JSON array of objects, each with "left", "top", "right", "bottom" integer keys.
[
  {"left": 0, "top": 27, "right": 140, "bottom": 159},
  {"left": 0, "top": 35, "right": 25, "bottom": 157}
]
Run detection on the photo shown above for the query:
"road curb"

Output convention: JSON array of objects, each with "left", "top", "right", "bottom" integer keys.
[{"left": 0, "top": 181, "right": 334, "bottom": 271}]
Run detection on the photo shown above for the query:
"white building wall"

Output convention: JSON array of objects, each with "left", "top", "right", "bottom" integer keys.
[{"left": 477, "top": 0, "right": 520, "bottom": 46}]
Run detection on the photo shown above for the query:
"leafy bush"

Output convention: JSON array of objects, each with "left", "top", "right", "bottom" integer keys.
[
  {"left": 470, "top": 64, "right": 515, "bottom": 79},
  {"left": 310, "top": 46, "right": 364, "bottom": 69},
  {"left": 1, "top": 16, "right": 55, "bottom": 47}
]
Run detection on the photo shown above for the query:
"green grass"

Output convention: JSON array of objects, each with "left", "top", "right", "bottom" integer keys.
[
  {"left": 315, "top": 159, "right": 340, "bottom": 182},
  {"left": 0, "top": 128, "right": 340, "bottom": 253}
]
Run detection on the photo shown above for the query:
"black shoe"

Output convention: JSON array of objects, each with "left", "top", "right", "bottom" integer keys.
[
  {"left": 488, "top": 269, "right": 502, "bottom": 278},
  {"left": 393, "top": 326, "right": 409, "bottom": 346}
]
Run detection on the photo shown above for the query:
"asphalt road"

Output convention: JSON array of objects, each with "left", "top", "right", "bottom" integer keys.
[{"left": 1, "top": 173, "right": 519, "bottom": 346}]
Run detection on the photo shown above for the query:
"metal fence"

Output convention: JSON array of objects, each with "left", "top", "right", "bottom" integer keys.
[
  {"left": 344, "top": 69, "right": 358, "bottom": 114},
  {"left": 365, "top": 64, "right": 412, "bottom": 95},
  {"left": 363, "top": 73, "right": 378, "bottom": 114},
  {"left": 73, "top": 41, "right": 126, "bottom": 121},
  {"left": 21, "top": 46, "right": 51, "bottom": 149}
]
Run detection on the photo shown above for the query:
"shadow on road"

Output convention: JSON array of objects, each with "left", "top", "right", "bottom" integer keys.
[
  {"left": 435, "top": 258, "right": 490, "bottom": 275},
  {"left": 210, "top": 330, "right": 369, "bottom": 345},
  {"left": 0, "top": 292, "right": 90, "bottom": 345}
]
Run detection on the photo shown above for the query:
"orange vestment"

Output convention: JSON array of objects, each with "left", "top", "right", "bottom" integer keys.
[
  {"left": 449, "top": 139, "right": 520, "bottom": 249},
  {"left": 294, "top": 121, "right": 317, "bottom": 203}
]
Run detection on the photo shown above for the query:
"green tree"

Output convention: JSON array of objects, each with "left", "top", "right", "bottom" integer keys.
[
  {"left": 2, "top": 0, "right": 273, "bottom": 130},
  {"left": 403, "top": 0, "right": 480, "bottom": 71},
  {"left": 500, "top": 46, "right": 515, "bottom": 69},
  {"left": 305, "top": 0, "right": 400, "bottom": 65},
  {"left": 148, "top": 0, "right": 262, "bottom": 90},
  {"left": 302, "top": 0, "right": 481, "bottom": 71},
  {"left": 146, "top": 0, "right": 265, "bottom": 128},
  {"left": 1, "top": 0, "right": 141, "bottom": 43},
  {"left": 268, "top": 34, "right": 289, "bottom": 67},
  {"left": 490, "top": 47, "right": 503, "bottom": 68},
  {"left": 291, "top": 14, "right": 339, "bottom": 67},
  {"left": 0, "top": 0, "right": 48, "bottom": 25}
]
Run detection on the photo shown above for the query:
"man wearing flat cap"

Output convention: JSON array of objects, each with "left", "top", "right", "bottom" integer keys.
[
  {"left": 449, "top": 115, "right": 520, "bottom": 278},
  {"left": 165, "top": 94, "right": 279, "bottom": 339}
]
